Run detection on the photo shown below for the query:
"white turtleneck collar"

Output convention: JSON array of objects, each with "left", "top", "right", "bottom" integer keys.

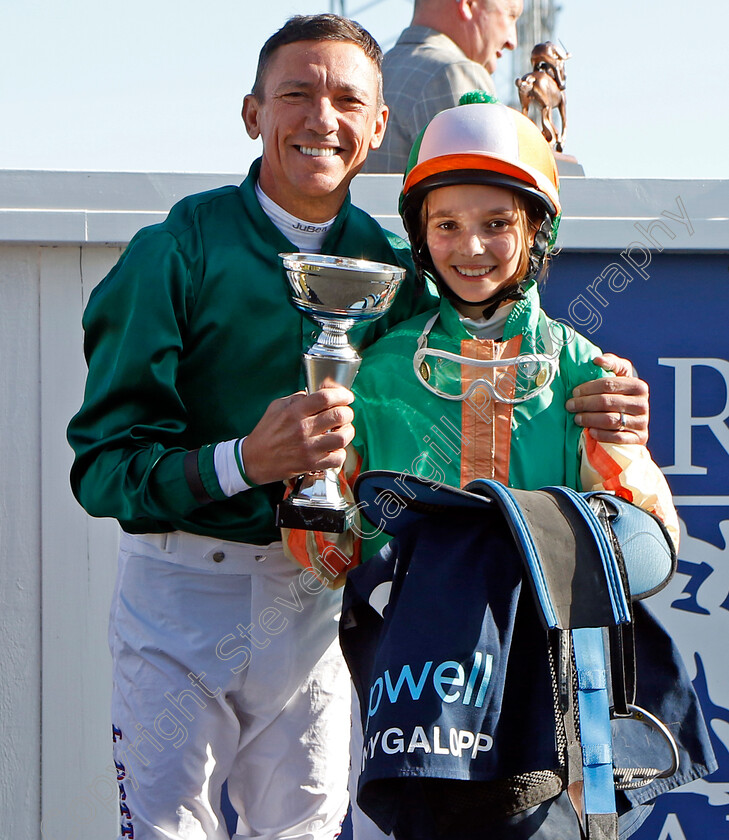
[
  {"left": 256, "top": 181, "right": 336, "bottom": 253},
  {"left": 458, "top": 301, "right": 516, "bottom": 340}
]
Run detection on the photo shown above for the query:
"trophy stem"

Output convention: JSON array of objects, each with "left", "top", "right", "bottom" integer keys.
[
  {"left": 316, "top": 319, "right": 355, "bottom": 350},
  {"left": 304, "top": 319, "right": 361, "bottom": 392}
]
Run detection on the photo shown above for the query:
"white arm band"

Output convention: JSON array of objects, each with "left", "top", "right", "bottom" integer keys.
[{"left": 214, "top": 437, "right": 252, "bottom": 496}]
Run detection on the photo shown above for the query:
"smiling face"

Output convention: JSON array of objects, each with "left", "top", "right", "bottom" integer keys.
[
  {"left": 242, "top": 39, "right": 388, "bottom": 223},
  {"left": 425, "top": 183, "right": 533, "bottom": 317}
]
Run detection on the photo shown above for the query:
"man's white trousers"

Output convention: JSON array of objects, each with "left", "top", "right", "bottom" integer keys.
[{"left": 109, "top": 531, "right": 350, "bottom": 840}]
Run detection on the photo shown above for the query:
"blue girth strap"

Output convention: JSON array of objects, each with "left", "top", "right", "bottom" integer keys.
[{"left": 572, "top": 627, "right": 619, "bottom": 838}]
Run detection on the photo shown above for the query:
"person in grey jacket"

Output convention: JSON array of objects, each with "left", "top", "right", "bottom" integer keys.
[{"left": 363, "top": 0, "right": 522, "bottom": 174}]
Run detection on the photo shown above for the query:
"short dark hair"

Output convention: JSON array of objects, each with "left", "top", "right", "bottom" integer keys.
[{"left": 252, "top": 14, "right": 384, "bottom": 105}]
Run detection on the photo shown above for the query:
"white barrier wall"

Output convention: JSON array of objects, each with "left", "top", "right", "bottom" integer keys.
[{"left": 1, "top": 170, "right": 727, "bottom": 840}]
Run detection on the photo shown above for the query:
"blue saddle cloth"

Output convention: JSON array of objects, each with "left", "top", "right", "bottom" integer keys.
[{"left": 340, "top": 478, "right": 716, "bottom": 839}]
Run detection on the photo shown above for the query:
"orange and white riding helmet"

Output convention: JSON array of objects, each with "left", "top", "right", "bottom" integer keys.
[{"left": 400, "top": 92, "right": 561, "bottom": 286}]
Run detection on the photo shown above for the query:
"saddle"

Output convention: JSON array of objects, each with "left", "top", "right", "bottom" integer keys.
[{"left": 340, "top": 471, "right": 708, "bottom": 840}]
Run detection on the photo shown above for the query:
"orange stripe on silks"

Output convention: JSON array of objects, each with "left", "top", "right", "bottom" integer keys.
[
  {"left": 316, "top": 536, "right": 361, "bottom": 587},
  {"left": 286, "top": 527, "right": 314, "bottom": 573},
  {"left": 305, "top": 531, "right": 352, "bottom": 586},
  {"left": 606, "top": 481, "right": 634, "bottom": 503},
  {"left": 314, "top": 530, "right": 329, "bottom": 557},
  {"left": 492, "top": 335, "right": 522, "bottom": 484},
  {"left": 584, "top": 433, "right": 622, "bottom": 481},
  {"left": 461, "top": 341, "right": 492, "bottom": 486},
  {"left": 460, "top": 335, "right": 521, "bottom": 487},
  {"left": 584, "top": 434, "right": 634, "bottom": 502}
]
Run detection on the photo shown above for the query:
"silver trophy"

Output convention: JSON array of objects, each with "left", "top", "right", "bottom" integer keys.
[{"left": 276, "top": 252, "right": 406, "bottom": 533}]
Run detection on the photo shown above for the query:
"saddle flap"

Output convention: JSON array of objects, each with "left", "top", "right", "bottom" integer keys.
[{"left": 465, "top": 480, "right": 630, "bottom": 630}]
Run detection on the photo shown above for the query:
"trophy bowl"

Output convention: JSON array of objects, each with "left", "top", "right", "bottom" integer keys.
[
  {"left": 280, "top": 252, "right": 405, "bottom": 322},
  {"left": 276, "top": 252, "right": 406, "bottom": 533}
]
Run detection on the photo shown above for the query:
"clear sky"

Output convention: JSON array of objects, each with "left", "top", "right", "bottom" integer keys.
[{"left": 1, "top": 0, "right": 726, "bottom": 179}]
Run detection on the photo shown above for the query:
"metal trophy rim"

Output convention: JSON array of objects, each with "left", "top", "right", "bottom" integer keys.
[
  {"left": 279, "top": 251, "right": 406, "bottom": 277},
  {"left": 279, "top": 251, "right": 406, "bottom": 323}
]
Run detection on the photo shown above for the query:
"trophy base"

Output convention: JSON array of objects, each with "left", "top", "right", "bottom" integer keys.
[{"left": 276, "top": 498, "right": 357, "bottom": 534}]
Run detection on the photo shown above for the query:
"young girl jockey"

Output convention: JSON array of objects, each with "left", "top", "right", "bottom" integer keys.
[
  {"left": 284, "top": 96, "right": 711, "bottom": 840},
  {"left": 286, "top": 93, "right": 677, "bottom": 577},
  {"left": 332, "top": 103, "right": 711, "bottom": 840}
]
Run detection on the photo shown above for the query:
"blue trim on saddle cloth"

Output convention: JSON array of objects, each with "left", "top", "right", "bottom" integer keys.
[{"left": 468, "top": 479, "right": 559, "bottom": 628}]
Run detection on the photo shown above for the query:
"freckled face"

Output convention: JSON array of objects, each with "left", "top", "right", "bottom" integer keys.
[
  {"left": 425, "top": 183, "right": 526, "bottom": 317},
  {"left": 242, "top": 40, "right": 388, "bottom": 223}
]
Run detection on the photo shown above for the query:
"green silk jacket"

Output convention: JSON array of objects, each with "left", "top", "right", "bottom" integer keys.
[
  {"left": 352, "top": 283, "right": 609, "bottom": 557},
  {"left": 67, "top": 159, "right": 433, "bottom": 545}
]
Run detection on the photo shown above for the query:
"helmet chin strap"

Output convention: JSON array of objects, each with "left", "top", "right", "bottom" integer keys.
[{"left": 437, "top": 278, "right": 525, "bottom": 320}]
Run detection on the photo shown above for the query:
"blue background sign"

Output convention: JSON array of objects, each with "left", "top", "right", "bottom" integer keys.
[{"left": 542, "top": 250, "right": 729, "bottom": 839}]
